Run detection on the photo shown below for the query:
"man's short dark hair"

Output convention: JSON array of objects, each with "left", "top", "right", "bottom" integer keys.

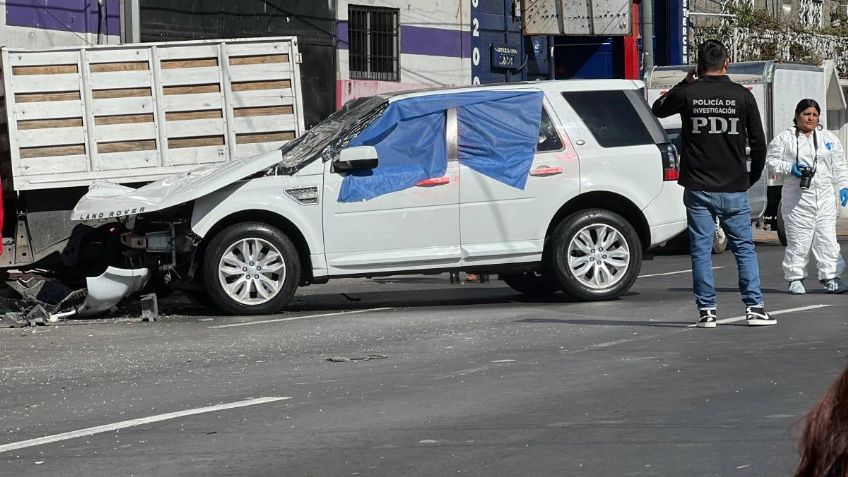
[{"left": 697, "top": 40, "right": 729, "bottom": 73}]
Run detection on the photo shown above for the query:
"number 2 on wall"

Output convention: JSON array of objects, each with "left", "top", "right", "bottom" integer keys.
[{"left": 471, "top": 0, "right": 480, "bottom": 84}]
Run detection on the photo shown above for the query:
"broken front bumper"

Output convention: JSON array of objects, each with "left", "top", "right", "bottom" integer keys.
[{"left": 77, "top": 266, "right": 149, "bottom": 317}]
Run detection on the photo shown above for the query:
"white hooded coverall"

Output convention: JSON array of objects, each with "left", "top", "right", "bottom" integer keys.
[{"left": 766, "top": 127, "right": 848, "bottom": 281}]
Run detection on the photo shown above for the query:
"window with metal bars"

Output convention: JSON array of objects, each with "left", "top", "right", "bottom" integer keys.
[{"left": 348, "top": 5, "right": 399, "bottom": 81}]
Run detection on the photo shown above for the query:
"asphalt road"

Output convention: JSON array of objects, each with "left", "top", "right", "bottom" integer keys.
[{"left": 1, "top": 238, "right": 846, "bottom": 477}]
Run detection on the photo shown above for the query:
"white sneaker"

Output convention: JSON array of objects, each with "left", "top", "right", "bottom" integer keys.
[{"left": 788, "top": 280, "right": 806, "bottom": 295}]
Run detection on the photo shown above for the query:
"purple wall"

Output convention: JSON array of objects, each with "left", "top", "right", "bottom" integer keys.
[
  {"left": 337, "top": 21, "right": 470, "bottom": 59},
  {"left": 6, "top": 0, "right": 120, "bottom": 36}
]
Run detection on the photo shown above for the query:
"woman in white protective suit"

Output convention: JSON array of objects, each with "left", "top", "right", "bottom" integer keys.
[{"left": 766, "top": 99, "right": 848, "bottom": 294}]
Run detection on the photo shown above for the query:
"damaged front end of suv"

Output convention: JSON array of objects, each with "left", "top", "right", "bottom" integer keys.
[{"left": 71, "top": 96, "right": 389, "bottom": 309}]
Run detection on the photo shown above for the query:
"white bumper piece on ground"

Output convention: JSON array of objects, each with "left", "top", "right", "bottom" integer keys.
[{"left": 78, "top": 267, "right": 150, "bottom": 317}]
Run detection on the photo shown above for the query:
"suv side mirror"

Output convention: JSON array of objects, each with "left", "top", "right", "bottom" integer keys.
[{"left": 333, "top": 145, "right": 379, "bottom": 173}]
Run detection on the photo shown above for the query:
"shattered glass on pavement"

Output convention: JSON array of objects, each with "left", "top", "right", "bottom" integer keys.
[{"left": 1, "top": 277, "right": 87, "bottom": 327}]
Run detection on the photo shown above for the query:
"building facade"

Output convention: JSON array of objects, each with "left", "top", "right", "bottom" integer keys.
[
  {"left": 4, "top": 0, "right": 845, "bottom": 122},
  {"left": 137, "top": 0, "right": 552, "bottom": 120},
  {"left": 335, "top": 0, "right": 470, "bottom": 107},
  {"left": 1, "top": 0, "right": 121, "bottom": 48}
]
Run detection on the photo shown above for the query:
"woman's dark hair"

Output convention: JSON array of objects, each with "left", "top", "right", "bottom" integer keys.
[
  {"left": 696, "top": 40, "right": 729, "bottom": 74},
  {"left": 794, "top": 365, "right": 848, "bottom": 477},
  {"left": 795, "top": 99, "right": 821, "bottom": 117}
]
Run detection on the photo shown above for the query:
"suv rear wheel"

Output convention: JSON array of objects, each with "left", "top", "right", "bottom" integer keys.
[
  {"left": 501, "top": 271, "right": 560, "bottom": 296},
  {"left": 550, "top": 209, "right": 642, "bottom": 300},
  {"left": 203, "top": 222, "right": 300, "bottom": 315}
]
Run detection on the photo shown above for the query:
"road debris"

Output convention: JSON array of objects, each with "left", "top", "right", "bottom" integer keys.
[
  {"left": 24, "top": 305, "right": 49, "bottom": 326},
  {"left": 326, "top": 354, "right": 388, "bottom": 363},
  {"left": 3, "top": 311, "right": 29, "bottom": 328},
  {"left": 77, "top": 267, "right": 148, "bottom": 317},
  {"left": 0, "top": 273, "right": 153, "bottom": 326},
  {"left": 141, "top": 294, "right": 159, "bottom": 322}
]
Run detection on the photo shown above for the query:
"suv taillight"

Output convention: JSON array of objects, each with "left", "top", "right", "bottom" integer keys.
[{"left": 658, "top": 143, "right": 679, "bottom": 181}]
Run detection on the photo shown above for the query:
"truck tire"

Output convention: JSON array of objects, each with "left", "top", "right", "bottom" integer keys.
[
  {"left": 501, "top": 271, "right": 560, "bottom": 296},
  {"left": 776, "top": 200, "right": 788, "bottom": 246},
  {"left": 549, "top": 209, "right": 642, "bottom": 301},
  {"left": 203, "top": 222, "right": 300, "bottom": 315}
]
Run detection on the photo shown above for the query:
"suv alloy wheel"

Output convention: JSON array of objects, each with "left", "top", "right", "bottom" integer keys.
[
  {"left": 203, "top": 222, "right": 301, "bottom": 315},
  {"left": 550, "top": 209, "right": 642, "bottom": 300}
]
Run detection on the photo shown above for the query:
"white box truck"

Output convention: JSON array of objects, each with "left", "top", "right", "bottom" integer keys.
[
  {"left": 645, "top": 61, "right": 846, "bottom": 245},
  {"left": 0, "top": 37, "right": 306, "bottom": 277}
]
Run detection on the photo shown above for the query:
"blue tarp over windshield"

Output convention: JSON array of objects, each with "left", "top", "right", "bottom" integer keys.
[{"left": 338, "top": 90, "right": 544, "bottom": 202}]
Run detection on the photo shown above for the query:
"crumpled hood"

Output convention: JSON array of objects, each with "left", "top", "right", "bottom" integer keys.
[{"left": 73, "top": 149, "right": 282, "bottom": 221}]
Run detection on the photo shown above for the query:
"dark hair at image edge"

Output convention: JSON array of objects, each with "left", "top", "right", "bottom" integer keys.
[
  {"left": 794, "top": 365, "right": 848, "bottom": 477},
  {"left": 697, "top": 40, "right": 729, "bottom": 73}
]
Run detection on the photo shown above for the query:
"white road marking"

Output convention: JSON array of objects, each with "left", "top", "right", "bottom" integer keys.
[
  {"left": 210, "top": 307, "right": 393, "bottom": 329},
  {"left": 433, "top": 365, "right": 491, "bottom": 380},
  {"left": 638, "top": 267, "right": 724, "bottom": 278},
  {"left": 565, "top": 335, "right": 663, "bottom": 354},
  {"left": 565, "top": 305, "right": 831, "bottom": 353},
  {"left": 709, "top": 304, "right": 830, "bottom": 326},
  {"left": 0, "top": 396, "right": 289, "bottom": 454}
]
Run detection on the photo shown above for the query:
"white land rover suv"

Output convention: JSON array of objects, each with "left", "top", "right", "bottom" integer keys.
[{"left": 74, "top": 80, "right": 686, "bottom": 315}]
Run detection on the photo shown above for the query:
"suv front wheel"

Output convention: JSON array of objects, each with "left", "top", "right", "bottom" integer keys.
[
  {"left": 550, "top": 209, "right": 642, "bottom": 301},
  {"left": 203, "top": 222, "right": 300, "bottom": 315}
]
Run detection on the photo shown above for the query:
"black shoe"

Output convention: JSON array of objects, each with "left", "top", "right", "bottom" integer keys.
[
  {"left": 822, "top": 277, "right": 848, "bottom": 294},
  {"left": 697, "top": 309, "right": 717, "bottom": 328},
  {"left": 746, "top": 306, "right": 776, "bottom": 326}
]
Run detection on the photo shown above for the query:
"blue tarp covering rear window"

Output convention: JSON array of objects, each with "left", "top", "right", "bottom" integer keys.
[{"left": 339, "top": 90, "right": 544, "bottom": 202}]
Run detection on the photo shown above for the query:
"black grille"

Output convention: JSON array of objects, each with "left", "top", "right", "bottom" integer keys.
[{"left": 349, "top": 6, "right": 399, "bottom": 81}]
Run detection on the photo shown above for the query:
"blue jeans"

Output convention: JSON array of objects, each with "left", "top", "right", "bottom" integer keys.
[{"left": 683, "top": 189, "right": 764, "bottom": 310}]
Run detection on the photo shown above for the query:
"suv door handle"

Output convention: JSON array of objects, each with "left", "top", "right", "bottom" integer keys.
[
  {"left": 416, "top": 177, "right": 450, "bottom": 187},
  {"left": 575, "top": 139, "right": 586, "bottom": 146},
  {"left": 529, "top": 166, "right": 563, "bottom": 177}
]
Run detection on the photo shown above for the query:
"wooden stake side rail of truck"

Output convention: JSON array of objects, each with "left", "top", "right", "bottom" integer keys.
[{"left": 0, "top": 37, "right": 306, "bottom": 280}]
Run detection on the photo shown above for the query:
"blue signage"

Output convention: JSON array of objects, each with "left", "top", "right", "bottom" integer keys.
[
  {"left": 667, "top": 0, "right": 689, "bottom": 64},
  {"left": 491, "top": 44, "right": 520, "bottom": 69},
  {"left": 471, "top": 0, "right": 530, "bottom": 83}
]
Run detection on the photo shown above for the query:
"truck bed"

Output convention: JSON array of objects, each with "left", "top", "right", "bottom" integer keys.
[{"left": 0, "top": 37, "right": 305, "bottom": 191}]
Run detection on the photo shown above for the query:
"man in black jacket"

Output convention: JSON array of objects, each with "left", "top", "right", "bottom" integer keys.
[{"left": 652, "top": 39, "right": 775, "bottom": 328}]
